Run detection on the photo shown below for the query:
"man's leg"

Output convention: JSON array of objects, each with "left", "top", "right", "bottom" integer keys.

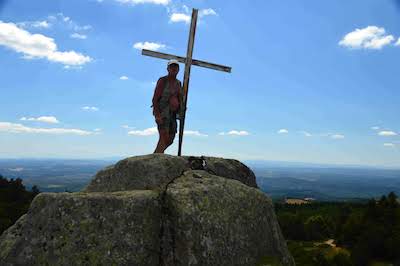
[
  {"left": 154, "top": 128, "right": 170, "bottom": 153},
  {"left": 166, "top": 131, "right": 176, "bottom": 147},
  {"left": 164, "top": 118, "right": 177, "bottom": 149}
]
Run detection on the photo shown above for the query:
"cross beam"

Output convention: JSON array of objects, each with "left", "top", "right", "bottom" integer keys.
[
  {"left": 142, "top": 8, "right": 231, "bottom": 156},
  {"left": 142, "top": 50, "right": 232, "bottom": 73}
]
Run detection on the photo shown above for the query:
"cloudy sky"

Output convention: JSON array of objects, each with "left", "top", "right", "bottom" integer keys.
[{"left": 0, "top": 0, "right": 399, "bottom": 167}]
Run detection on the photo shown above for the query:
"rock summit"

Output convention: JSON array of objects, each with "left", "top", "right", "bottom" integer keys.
[{"left": 0, "top": 154, "right": 294, "bottom": 266}]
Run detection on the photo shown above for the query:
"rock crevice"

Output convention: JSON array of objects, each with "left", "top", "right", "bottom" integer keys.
[{"left": 157, "top": 168, "right": 186, "bottom": 266}]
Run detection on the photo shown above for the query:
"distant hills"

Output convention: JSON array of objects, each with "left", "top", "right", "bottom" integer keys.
[
  {"left": 248, "top": 161, "right": 400, "bottom": 201},
  {"left": 0, "top": 158, "right": 399, "bottom": 201},
  {"left": 0, "top": 159, "right": 112, "bottom": 192}
]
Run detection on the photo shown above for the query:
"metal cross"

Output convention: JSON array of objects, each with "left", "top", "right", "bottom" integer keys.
[{"left": 142, "top": 8, "right": 232, "bottom": 156}]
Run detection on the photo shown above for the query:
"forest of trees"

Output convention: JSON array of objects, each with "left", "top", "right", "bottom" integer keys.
[
  {"left": 276, "top": 193, "right": 400, "bottom": 266},
  {"left": 0, "top": 174, "right": 39, "bottom": 234}
]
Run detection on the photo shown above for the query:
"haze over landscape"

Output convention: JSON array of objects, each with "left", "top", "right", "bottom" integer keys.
[{"left": 1, "top": 158, "right": 399, "bottom": 202}]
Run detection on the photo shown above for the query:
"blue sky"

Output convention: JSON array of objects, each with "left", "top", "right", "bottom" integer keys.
[{"left": 0, "top": 0, "right": 399, "bottom": 167}]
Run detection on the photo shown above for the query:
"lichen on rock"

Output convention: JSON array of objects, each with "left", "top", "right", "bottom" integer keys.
[{"left": 0, "top": 191, "right": 161, "bottom": 266}]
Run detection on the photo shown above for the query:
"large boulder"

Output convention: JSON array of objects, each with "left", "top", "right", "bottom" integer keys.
[
  {"left": 161, "top": 170, "right": 294, "bottom": 266},
  {"left": 84, "top": 154, "right": 258, "bottom": 192},
  {"left": 0, "top": 191, "right": 161, "bottom": 266},
  {"left": 0, "top": 154, "right": 294, "bottom": 266},
  {"left": 187, "top": 156, "right": 258, "bottom": 188},
  {"left": 84, "top": 154, "right": 188, "bottom": 192}
]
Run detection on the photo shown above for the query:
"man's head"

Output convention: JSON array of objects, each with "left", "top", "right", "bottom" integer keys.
[{"left": 167, "top": 59, "right": 179, "bottom": 77}]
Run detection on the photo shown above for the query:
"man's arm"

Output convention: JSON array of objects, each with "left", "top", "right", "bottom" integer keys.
[{"left": 152, "top": 78, "right": 164, "bottom": 118}]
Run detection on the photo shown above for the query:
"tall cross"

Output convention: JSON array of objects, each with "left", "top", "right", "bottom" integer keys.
[{"left": 142, "top": 8, "right": 231, "bottom": 156}]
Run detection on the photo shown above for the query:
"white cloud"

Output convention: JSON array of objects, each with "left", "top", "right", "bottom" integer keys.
[
  {"left": 20, "top": 116, "right": 59, "bottom": 124},
  {"left": 33, "top": 21, "right": 51, "bottom": 28},
  {"left": 170, "top": 8, "right": 217, "bottom": 24},
  {"left": 395, "top": 38, "right": 400, "bottom": 46},
  {"left": 278, "top": 129, "right": 289, "bottom": 134},
  {"left": 128, "top": 127, "right": 158, "bottom": 136},
  {"left": 219, "top": 130, "right": 250, "bottom": 136},
  {"left": 339, "top": 26, "right": 394, "bottom": 50},
  {"left": 93, "top": 128, "right": 102, "bottom": 135},
  {"left": 18, "top": 20, "right": 51, "bottom": 29},
  {"left": 383, "top": 143, "right": 395, "bottom": 147},
  {"left": 116, "top": 0, "right": 170, "bottom": 5},
  {"left": 122, "top": 125, "right": 135, "bottom": 129},
  {"left": 133, "top": 41, "right": 166, "bottom": 51},
  {"left": 371, "top": 126, "right": 380, "bottom": 130},
  {"left": 120, "top": 76, "right": 129, "bottom": 80},
  {"left": 183, "top": 130, "right": 208, "bottom": 137},
  {"left": 182, "top": 5, "right": 190, "bottom": 13},
  {"left": 365, "top": 36, "right": 394, "bottom": 49},
  {"left": 0, "top": 122, "right": 92, "bottom": 135},
  {"left": 82, "top": 106, "right": 99, "bottom": 111},
  {"left": 0, "top": 21, "right": 92, "bottom": 66},
  {"left": 199, "top": 8, "right": 217, "bottom": 17},
  {"left": 170, "top": 13, "right": 191, "bottom": 24},
  {"left": 378, "top": 131, "right": 397, "bottom": 136},
  {"left": 73, "top": 24, "right": 92, "bottom": 31},
  {"left": 299, "top": 131, "right": 312, "bottom": 137},
  {"left": 62, "top": 15, "right": 70, "bottom": 22},
  {"left": 70, "top": 33, "right": 87, "bottom": 39},
  {"left": 293, "top": 131, "right": 347, "bottom": 139},
  {"left": 64, "top": 65, "right": 83, "bottom": 70},
  {"left": 49, "top": 13, "right": 92, "bottom": 32}
]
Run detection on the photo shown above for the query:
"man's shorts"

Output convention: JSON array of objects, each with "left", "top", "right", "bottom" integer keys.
[{"left": 156, "top": 112, "right": 177, "bottom": 134}]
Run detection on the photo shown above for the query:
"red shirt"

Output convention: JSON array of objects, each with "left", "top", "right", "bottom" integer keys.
[{"left": 152, "top": 76, "right": 181, "bottom": 117}]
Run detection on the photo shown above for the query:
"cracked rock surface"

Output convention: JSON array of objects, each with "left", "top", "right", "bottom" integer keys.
[{"left": 0, "top": 154, "right": 294, "bottom": 266}]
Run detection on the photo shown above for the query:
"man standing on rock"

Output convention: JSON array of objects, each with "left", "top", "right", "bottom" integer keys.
[{"left": 152, "top": 59, "right": 182, "bottom": 153}]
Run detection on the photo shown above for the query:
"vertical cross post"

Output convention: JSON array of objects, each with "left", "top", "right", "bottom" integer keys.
[{"left": 178, "top": 9, "right": 198, "bottom": 156}]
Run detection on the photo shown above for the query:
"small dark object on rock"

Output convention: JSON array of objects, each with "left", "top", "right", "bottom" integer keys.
[{"left": 188, "top": 156, "right": 206, "bottom": 170}]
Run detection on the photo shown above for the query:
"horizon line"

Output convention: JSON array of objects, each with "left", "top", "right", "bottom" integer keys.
[{"left": 0, "top": 156, "right": 399, "bottom": 170}]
